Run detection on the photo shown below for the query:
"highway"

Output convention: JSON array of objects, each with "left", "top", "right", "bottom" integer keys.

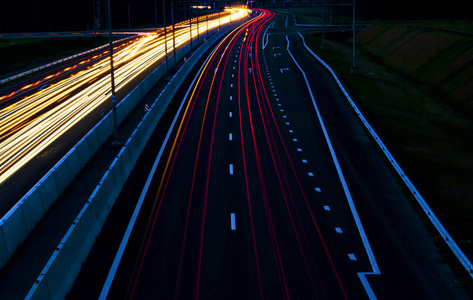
[
  {"left": 0, "top": 8, "right": 249, "bottom": 214},
  {"left": 65, "top": 9, "right": 471, "bottom": 300}
]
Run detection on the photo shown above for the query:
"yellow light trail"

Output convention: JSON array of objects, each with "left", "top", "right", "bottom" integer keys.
[{"left": 0, "top": 8, "right": 250, "bottom": 185}]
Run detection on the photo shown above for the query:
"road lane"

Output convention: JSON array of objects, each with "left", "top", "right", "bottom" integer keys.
[
  {"left": 0, "top": 9, "right": 249, "bottom": 215},
  {"left": 98, "top": 9, "right": 382, "bottom": 300}
]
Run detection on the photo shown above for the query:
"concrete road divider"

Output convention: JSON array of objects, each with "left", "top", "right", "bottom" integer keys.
[
  {"left": 0, "top": 22, "right": 229, "bottom": 270},
  {"left": 25, "top": 20, "right": 244, "bottom": 299}
]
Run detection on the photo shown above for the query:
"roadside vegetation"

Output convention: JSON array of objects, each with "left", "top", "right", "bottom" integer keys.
[
  {"left": 278, "top": 8, "right": 473, "bottom": 291},
  {"left": 0, "top": 36, "right": 111, "bottom": 80}
]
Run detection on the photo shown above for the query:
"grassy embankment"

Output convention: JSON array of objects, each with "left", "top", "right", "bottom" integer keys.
[
  {"left": 286, "top": 9, "right": 473, "bottom": 287},
  {"left": 0, "top": 37, "right": 111, "bottom": 80}
]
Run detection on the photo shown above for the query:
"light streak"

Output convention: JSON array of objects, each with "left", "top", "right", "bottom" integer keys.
[{"left": 0, "top": 9, "right": 249, "bottom": 186}]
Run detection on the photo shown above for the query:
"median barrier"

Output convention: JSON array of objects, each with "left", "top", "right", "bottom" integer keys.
[
  {"left": 65, "top": 148, "right": 81, "bottom": 181},
  {"left": 20, "top": 190, "right": 45, "bottom": 230},
  {"left": 52, "top": 158, "right": 72, "bottom": 196},
  {"left": 0, "top": 21, "right": 233, "bottom": 271},
  {"left": 25, "top": 21, "right": 243, "bottom": 299},
  {"left": 38, "top": 173, "right": 59, "bottom": 210},
  {"left": 0, "top": 204, "right": 29, "bottom": 259}
]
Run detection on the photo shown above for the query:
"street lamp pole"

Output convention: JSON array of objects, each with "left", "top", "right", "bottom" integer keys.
[
  {"left": 107, "top": 0, "right": 120, "bottom": 145},
  {"left": 163, "top": 0, "right": 168, "bottom": 74},
  {"left": 351, "top": 0, "right": 358, "bottom": 74},
  {"left": 321, "top": 1, "right": 326, "bottom": 50},
  {"left": 172, "top": 1, "right": 177, "bottom": 70}
]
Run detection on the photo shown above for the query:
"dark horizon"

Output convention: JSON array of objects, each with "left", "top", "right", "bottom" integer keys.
[{"left": 0, "top": 0, "right": 472, "bottom": 33}]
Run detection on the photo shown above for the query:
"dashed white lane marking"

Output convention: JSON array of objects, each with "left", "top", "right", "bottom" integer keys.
[
  {"left": 233, "top": 66, "right": 235, "bottom": 69},
  {"left": 302, "top": 159, "right": 307, "bottom": 163},
  {"left": 283, "top": 115, "right": 287, "bottom": 118},
  {"left": 348, "top": 253, "right": 357, "bottom": 261},
  {"left": 230, "top": 96, "right": 233, "bottom": 101},
  {"left": 234, "top": 60, "right": 236, "bottom": 63},
  {"left": 272, "top": 90, "right": 276, "bottom": 92},
  {"left": 274, "top": 94, "right": 278, "bottom": 96},
  {"left": 292, "top": 138, "right": 297, "bottom": 142},
  {"left": 276, "top": 98, "right": 279, "bottom": 101},
  {"left": 286, "top": 122, "right": 290, "bottom": 125},
  {"left": 324, "top": 205, "right": 331, "bottom": 211},
  {"left": 229, "top": 164, "right": 234, "bottom": 175},
  {"left": 308, "top": 172, "right": 314, "bottom": 177},
  {"left": 229, "top": 112, "right": 233, "bottom": 117},
  {"left": 231, "top": 84, "right": 233, "bottom": 88},
  {"left": 289, "top": 129, "right": 293, "bottom": 133},
  {"left": 229, "top": 133, "right": 233, "bottom": 141},
  {"left": 297, "top": 148, "right": 302, "bottom": 152},
  {"left": 315, "top": 187, "right": 321, "bottom": 192},
  {"left": 231, "top": 213, "right": 236, "bottom": 230},
  {"left": 280, "top": 109, "right": 284, "bottom": 112},
  {"left": 232, "top": 74, "right": 234, "bottom": 77},
  {"left": 335, "top": 227, "right": 343, "bottom": 234}
]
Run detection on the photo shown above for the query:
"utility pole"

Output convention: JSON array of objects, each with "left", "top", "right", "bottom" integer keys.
[
  {"left": 163, "top": 0, "right": 168, "bottom": 74},
  {"left": 321, "top": 1, "right": 326, "bottom": 50},
  {"left": 128, "top": 3, "right": 131, "bottom": 29},
  {"left": 172, "top": 1, "right": 177, "bottom": 70},
  {"left": 107, "top": 0, "right": 120, "bottom": 145},
  {"left": 351, "top": 0, "right": 358, "bottom": 74},
  {"left": 155, "top": 1, "right": 158, "bottom": 26},
  {"left": 196, "top": 11, "right": 200, "bottom": 44},
  {"left": 189, "top": 1, "right": 193, "bottom": 49}
]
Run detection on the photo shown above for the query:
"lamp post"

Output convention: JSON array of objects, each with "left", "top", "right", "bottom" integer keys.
[
  {"left": 172, "top": 1, "right": 177, "bottom": 70},
  {"left": 321, "top": 1, "right": 326, "bottom": 50},
  {"left": 107, "top": 0, "right": 120, "bottom": 145},
  {"left": 351, "top": 0, "right": 358, "bottom": 74},
  {"left": 163, "top": 0, "right": 169, "bottom": 74}
]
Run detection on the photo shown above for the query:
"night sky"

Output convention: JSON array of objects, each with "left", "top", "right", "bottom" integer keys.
[
  {"left": 0, "top": 0, "right": 472, "bottom": 33},
  {"left": 0, "top": 0, "right": 184, "bottom": 33}
]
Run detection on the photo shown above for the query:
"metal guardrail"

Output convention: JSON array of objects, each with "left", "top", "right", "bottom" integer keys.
[
  {"left": 298, "top": 32, "right": 473, "bottom": 279},
  {"left": 0, "top": 35, "right": 137, "bottom": 86}
]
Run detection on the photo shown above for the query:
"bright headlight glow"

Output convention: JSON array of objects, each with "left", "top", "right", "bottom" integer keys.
[{"left": 0, "top": 9, "right": 249, "bottom": 185}]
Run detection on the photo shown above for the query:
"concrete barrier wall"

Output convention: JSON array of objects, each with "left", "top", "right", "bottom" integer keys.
[
  {"left": 25, "top": 20, "right": 244, "bottom": 299},
  {"left": 0, "top": 23, "right": 229, "bottom": 270}
]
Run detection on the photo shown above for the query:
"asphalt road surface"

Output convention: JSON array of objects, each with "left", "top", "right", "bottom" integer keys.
[{"left": 69, "top": 9, "right": 469, "bottom": 300}]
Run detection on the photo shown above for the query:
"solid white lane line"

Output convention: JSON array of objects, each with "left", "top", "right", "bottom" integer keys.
[
  {"left": 99, "top": 47, "right": 212, "bottom": 299},
  {"left": 231, "top": 213, "right": 236, "bottom": 230},
  {"left": 287, "top": 34, "right": 380, "bottom": 298}
]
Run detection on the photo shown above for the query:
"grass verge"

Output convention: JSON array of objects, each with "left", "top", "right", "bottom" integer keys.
[
  {"left": 0, "top": 36, "right": 111, "bottom": 80},
  {"left": 303, "top": 31, "right": 473, "bottom": 292}
]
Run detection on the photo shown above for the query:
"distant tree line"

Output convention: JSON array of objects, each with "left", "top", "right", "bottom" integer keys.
[
  {"left": 0, "top": 0, "right": 472, "bottom": 33},
  {"left": 357, "top": 0, "right": 473, "bottom": 20}
]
